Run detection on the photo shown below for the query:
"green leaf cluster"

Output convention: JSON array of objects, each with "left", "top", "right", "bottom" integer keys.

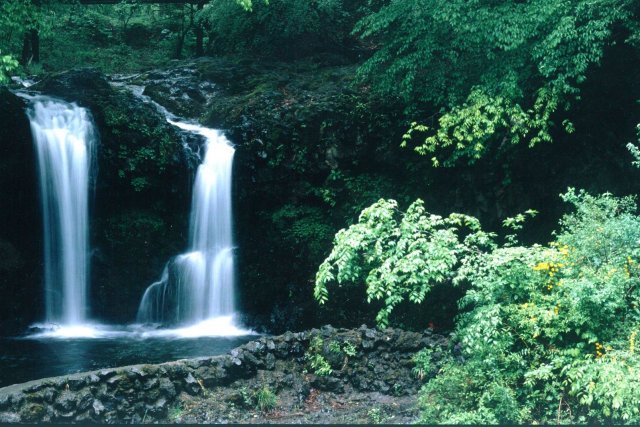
[
  {"left": 304, "top": 336, "right": 333, "bottom": 376},
  {"left": 0, "top": 53, "right": 18, "bottom": 84},
  {"left": 315, "top": 198, "right": 495, "bottom": 327}
]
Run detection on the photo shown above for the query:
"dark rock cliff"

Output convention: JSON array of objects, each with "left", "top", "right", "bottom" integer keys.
[{"left": 0, "top": 88, "right": 42, "bottom": 334}]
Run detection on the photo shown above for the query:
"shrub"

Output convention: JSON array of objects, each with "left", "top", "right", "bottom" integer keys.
[
  {"left": 314, "top": 198, "right": 496, "bottom": 327},
  {"left": 304, "top": 336, "right": 333, "bottom": 376},
  {"left": 418, "top": 189, "right": 640, "bottom": 423},
  {"left": 316, "top": 188, "right": 640, "bottom": 423}
]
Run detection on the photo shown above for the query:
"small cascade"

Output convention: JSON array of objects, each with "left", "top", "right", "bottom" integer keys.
[
  {"left": 137, "top": 120, "right": 240, "bottom": 331},
  {"left": 27, "top": 98, "right": 96, "bottom": 326}
]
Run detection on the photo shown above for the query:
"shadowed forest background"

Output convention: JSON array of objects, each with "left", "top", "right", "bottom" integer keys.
[{"left": 3, "top": 0, "right": 640, "bottom": 423}]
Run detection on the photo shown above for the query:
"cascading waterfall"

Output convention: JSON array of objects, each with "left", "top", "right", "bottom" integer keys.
[
  {"left": 137, "top": 120, "right": 240, "bottom": 332},
  {"left": 28, "top": 98, "right": 96, "bottom": 326}
]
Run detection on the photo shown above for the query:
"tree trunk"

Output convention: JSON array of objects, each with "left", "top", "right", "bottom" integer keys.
[
  {"left": 30, "top": 29, "right": 40, "bottom": 63},
  {"left": 175, "top": 6, "right": 185, "bottom": 58},
  {"left": 21, "top": 32, "right": 31, "bottom": 65},
  {"left": 175, "top": 35, "right": 184, "bottom": 58},
  {"left": 195, "top": 2, "right": 204, "bottom": 57}
]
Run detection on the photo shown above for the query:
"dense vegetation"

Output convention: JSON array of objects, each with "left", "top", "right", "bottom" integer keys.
[
  {"left": 3, "top": 0, "right": 640, "bottom": 423},
  {"left": 316, "top": 183, "right": 640, "bottom": 423}
]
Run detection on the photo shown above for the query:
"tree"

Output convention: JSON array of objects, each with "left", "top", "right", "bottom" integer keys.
[
  {"left": 0, "top": 0, "right": 69, "bottom": 73},
  {"left": 354, "top": 0, "right": 640, "bottom": 166}
]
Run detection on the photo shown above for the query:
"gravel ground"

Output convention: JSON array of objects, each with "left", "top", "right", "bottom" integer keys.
[{"left": 165, "top": 374, "right": 421, "bottom": 424}]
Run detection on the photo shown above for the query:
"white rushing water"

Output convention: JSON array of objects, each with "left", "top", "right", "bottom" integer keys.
[
  {"left": 137, "top": 118, "right": 247, "bottom": 336},
  {"left": 27, "top": 98, "right": 96, "bottom": 327}
]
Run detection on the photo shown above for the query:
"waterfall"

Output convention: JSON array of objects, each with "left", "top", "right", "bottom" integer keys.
[
  {"left": 28, "top": 98, "right": 96, "bottom": 326},
  {"left": 137, "top": 120, "right": 237, "bottom": 328}
]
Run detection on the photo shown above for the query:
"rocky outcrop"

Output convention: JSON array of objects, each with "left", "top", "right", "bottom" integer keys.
[
  {"left": 120, "top": 57, "right": 410, "bottom": 332},
  {"left": 0, "top": 326, "right": 447, "bottom": 423}
]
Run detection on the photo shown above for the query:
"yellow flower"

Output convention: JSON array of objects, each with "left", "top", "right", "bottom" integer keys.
[{"left": 533, "top": 262, "right": 550, "bottom": 271}]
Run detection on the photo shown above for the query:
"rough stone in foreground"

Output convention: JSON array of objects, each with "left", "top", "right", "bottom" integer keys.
[{"left": 0, "top": 326, "right": 446, "bottom": 423}]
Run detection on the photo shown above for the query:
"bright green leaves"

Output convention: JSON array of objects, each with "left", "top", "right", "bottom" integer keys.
[
  {"left": 0, "top": 53, "right": 18, "bottom": 84},
  {"left": 562, "top": 353, "right": 640, "bottom": 421},
  {"left": 398, "top": 85, "right": 566, "bottom": 166},
  {"left": 314, "top": 198, "right": 493, "bottom": 327},
  {"left": 626, "top": 125, "right": 640, "bottom": 168}
]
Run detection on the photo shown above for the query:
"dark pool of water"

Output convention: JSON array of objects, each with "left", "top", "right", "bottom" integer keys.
[{"left": 0, "top": 334, "right": 256, "bottom": 388}]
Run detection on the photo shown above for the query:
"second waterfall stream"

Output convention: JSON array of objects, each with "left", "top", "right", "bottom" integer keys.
[{"left": 136, "top": 118, "right": 247, "bottom": 336}]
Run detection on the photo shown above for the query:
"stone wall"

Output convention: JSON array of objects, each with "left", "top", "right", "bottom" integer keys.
[{"left": 0, "top": 326, "right": 447, "bottom": 423}]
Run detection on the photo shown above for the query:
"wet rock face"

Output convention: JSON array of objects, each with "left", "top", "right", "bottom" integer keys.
[
  {"left": 111, "top": 57, "right": 262, "bottom": 122},
  {"left": 32, "top": 68, "right": 112, "bottom": 105},
  {"left": 0, "top": 88, "right": 43, "bottom": 334},
  {"left": 125, "top": 65, "right": 218, "bottom": 119},
  {"left": 0, "top": 326, "right": 447, "bottom": 423}
]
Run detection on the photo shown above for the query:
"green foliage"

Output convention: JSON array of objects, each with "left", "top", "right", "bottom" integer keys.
[
  {"left": 237, "top": 386, "right": 252, "bottom": 408},
  {"left": 104, "top": 211, "right": 166, "bottom": 252},
  {"left": 329, "top": 339, "right": 357, "bottom": 357},
  {"left": 101, "top": 94, "right": 178, "bottom": 192},
  {"left": 503, "top": 209, "right": 539, "bottom": 246},
  {"left": 412, "top": 348, "right": 433, "bottom": 380},
  {"left": 304, "top": 336, "right": 333, "bottom": 376},
  {"left": 0, "top": 0, "right": 265, "bottom": 75},
  {"left": 367, "top": 407, "right": 386, "bottom": 424},
  {"left": 307, "top": 353, "right": 333, "bottom": 377},
  {"left": 355, "top": 0, "right": 636, "bottom": 165},
  {"left": 321, "top": 170, "right": 410, "bottom": 223},
  {"left": 628, "top": 142, "right": 640, "bottom": 168},
  {"left": 341, "top": 341, "right": 356, "bottom": 357},
  {"left": 419, "top": 189, "right": 640, "bottom": 423},
  {"left": 41, "top": 4, "right": 175, "bottom": 73},
  {"left": 627, "top": 126, "right": 640, "bottom": 168},
  {"left": 315, "top": 187, "right": 640, "bottom": 422},
  {"left": 254, "top": 386, "right": 278, "bottom": 413},
  {"left": 314, "top": 198, "right": 495, "bottom": 327},
  {"left": 271, "top": 204, "right": 334, "bottom": 262},
  {"left": 199, "top": 0, "right": 365, "bottom": 58},
  {"left": 0, "top": 53, "right": 18, "bottom": 84},
  {"left": 0, "top": 0, "right": 56, "bottom": 50},
  {"left": 168, "top": 404, "right": 183, "bottom": 421}
]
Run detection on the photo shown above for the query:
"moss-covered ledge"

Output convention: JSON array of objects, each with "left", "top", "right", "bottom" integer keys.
[{"left": 0, "top": 326, "right": 447, "bottom": 423}]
